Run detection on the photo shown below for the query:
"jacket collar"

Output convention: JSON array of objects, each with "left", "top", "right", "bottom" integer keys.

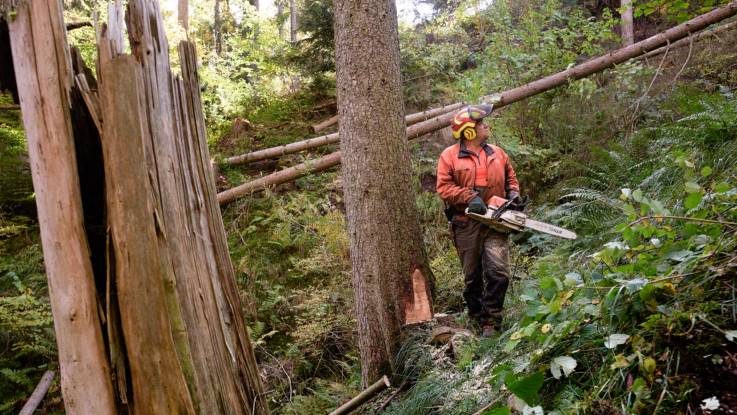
[{"left": 458, "top": 140, "right": 494, "bottom": 158}]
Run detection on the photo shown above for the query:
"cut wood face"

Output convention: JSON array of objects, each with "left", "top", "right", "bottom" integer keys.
[{"left": 403, "top": 268, "right": 433, "bottom": 325}]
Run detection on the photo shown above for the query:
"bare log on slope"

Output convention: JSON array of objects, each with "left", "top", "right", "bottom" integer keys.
[
  {"left": 223, "top": 101, "right": 465, "bottom": 166},
  {"left": 218, "top": 152, "right": 342, "bottom": 204},
  {"left": 217, "top": 1, "right": 737, "bottom": 205},
  {"left": 312, "top": 113, "right": 338, "bottom": 132},
  {"left": 639, "top": 20, "right": 737, "bottom": 60}
]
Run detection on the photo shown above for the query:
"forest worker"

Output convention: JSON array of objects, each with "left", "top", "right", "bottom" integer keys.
[{"left": 436, "top": 104, "right": 522, "bottom": 337}]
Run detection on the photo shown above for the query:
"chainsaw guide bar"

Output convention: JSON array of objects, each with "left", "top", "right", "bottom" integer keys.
[{"left": 466, "top": 207, "right": 577, "bottom": 240}]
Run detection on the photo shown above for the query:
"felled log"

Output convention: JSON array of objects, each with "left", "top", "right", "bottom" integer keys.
[
  {"left": 19, "top": 371, "right": 55, "bottom": 415},
  {"left": 217, "top": 1, "right": 737, "bottom": 206},
  {"left": 223, "top": 101, "right": 464, "bottom": 166},
  {"left": 328, "top": 375, "right": 391, "bottom": 415},
  {"left": 639, "top": 20, "right": 737, "bottom": 60}
]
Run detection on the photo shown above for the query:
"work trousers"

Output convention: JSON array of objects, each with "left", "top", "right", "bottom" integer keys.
[{"left": 452, "top": 219, "right": 510, "bottom": 327}]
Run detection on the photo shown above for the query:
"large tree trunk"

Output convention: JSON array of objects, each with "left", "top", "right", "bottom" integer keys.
[
  {"left": 9, "top": 0, "right": 269, "bottom": 413},
  {"left": 216, "top": 0, "right": 737, "bottom": 205},
  {"left": 621, "top": 0, "right": 634, "bottom": 45},
  {"left": 289, "top": 0, "right": 297, "bottom": 43},
  {"left": 333, "top": 0, "right": 434, "bottom": 387},
  {"left": 7, "top": 2, "right": 117, "bottom": 413}
]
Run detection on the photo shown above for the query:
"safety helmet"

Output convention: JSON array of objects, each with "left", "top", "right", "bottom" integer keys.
[{"left": 450, "top": 104, "right": 494, "bottom": 140}]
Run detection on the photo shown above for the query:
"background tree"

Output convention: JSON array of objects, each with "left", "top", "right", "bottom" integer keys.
[
  {"left": 179, "top": 0, "right": 189, "bottom": 31},
  {"left": 289, "top": 0, "right": 297, "bottom": 43},
  {"left": 621, "top": 0, "right": 634, "bottom": 44},
  {"left": 333, "top": 0, "right": 434, "bottom": 387}
]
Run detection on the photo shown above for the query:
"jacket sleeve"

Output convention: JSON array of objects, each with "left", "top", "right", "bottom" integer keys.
[
  {"left": 504, "top": 152, "right": 520, "bottom": 197},
  {"left": 436, "top": 151, "right": 476, "bottom": 206}
]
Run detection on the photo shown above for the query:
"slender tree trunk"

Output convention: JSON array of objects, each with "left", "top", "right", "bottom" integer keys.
[
  {"left": 214, "top": 0, "right": 222, "bottom": 54},
  {"left": 179, "top": 0, "right": 188, "bottom": 31},
  {"left": 333, "top": 0, "right": 434, "bottom": 387},
  {"left": 277, "top": 1, "right": 285, "bottom": 39},
  {"left": 290, "top": 0, "right": 297, "bottom": 43},
  {"left": 621, "top": 0, "right": 634, "bottom": 45},
  {"left": 7, "top": 1, "right": 116, "bottom": 413}
]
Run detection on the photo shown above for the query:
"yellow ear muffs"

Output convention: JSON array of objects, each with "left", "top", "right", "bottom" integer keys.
[{"left": 463, "top": 128, "right": 477, "bottom": 141}]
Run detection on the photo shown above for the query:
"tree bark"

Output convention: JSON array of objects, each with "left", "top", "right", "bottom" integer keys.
[
  {"left": 99, "top": 54, "right": 196, "bottom": 414},
  {"left": 216, "top": 0, "right": 737, "bottom": 204},
  {"left": 289, "top": 0, "right": 297, "bottom": 43},
  {"left": 621, "top": 0, "right": 634, "bottom": 45},
  {"left": 7, "top": 1, "right": 116, "bottom": 413},
  {"left": 333, "top": 0, "right": 434, "bottom": 387},
  {"left": 178, "top": 0, "right": 188, "bottom": 31}
]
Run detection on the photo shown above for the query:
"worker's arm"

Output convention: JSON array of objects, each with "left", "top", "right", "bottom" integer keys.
[
  {"left": 436, "top": 151, "right": 475, "bottom": 206},
  {"left": 504, "top": 152, "right": 520, "bottom": 198}
]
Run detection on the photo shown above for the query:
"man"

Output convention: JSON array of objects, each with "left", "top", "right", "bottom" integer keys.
[{"left": 436, "top": 104, "right": 521, "bottom": 336}]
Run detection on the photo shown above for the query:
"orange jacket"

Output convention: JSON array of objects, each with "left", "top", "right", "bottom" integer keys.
[{"left": 436, "top": 141, "right": 520, "bottom": 210}]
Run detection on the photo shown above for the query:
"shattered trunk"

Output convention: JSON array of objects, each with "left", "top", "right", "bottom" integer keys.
[{"left": 7, "top": 0, "right": 268, "bottom": 413}]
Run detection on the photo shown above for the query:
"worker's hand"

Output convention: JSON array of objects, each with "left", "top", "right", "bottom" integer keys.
[
  {"left": 468, "top": 196, "right": 487, "bottom": 214},
  {"left": 510, "top": 195, "right": 529, "bottom": 211}
]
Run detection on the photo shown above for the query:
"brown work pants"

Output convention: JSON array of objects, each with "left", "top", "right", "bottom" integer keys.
[{"left": 452, "top": 219, "right": 510, "bottom": 328}]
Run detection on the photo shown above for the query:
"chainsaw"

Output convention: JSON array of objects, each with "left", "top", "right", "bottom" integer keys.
[{"left": 465, "top": 196, "right": 577, "bottom": 240}]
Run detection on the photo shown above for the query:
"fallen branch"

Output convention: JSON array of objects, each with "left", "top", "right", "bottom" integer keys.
[
  {"left": 312, "top": 114, "right": 338, "bottom": 133},
  {"left": 377, "top": 379, "right": 408, "bottom": 412},
  {"left": 217, "top": 2, "right": 737, "bottom": 205},
  {"left": 19, "top": 371, "right": 55, "bottom": 415},
  {"left": 328, "top": 375, "right": 391, "bottom": 415},
  {"left": 0, "top": 104, "right": 20, "bottom": 110},
  {"left": 471, "top": 396, "right": 504, "bottom": 415}
]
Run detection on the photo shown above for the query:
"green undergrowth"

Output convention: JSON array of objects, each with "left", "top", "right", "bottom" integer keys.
[
  {"left": 0, "top": 214, "right": 60, "bottom": 413},
  {"left": 0, "top": 94, "right": 32, "bottom": 206},
  {"left": 383, "top": 89, "right": 737, "bottom": 414}
]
